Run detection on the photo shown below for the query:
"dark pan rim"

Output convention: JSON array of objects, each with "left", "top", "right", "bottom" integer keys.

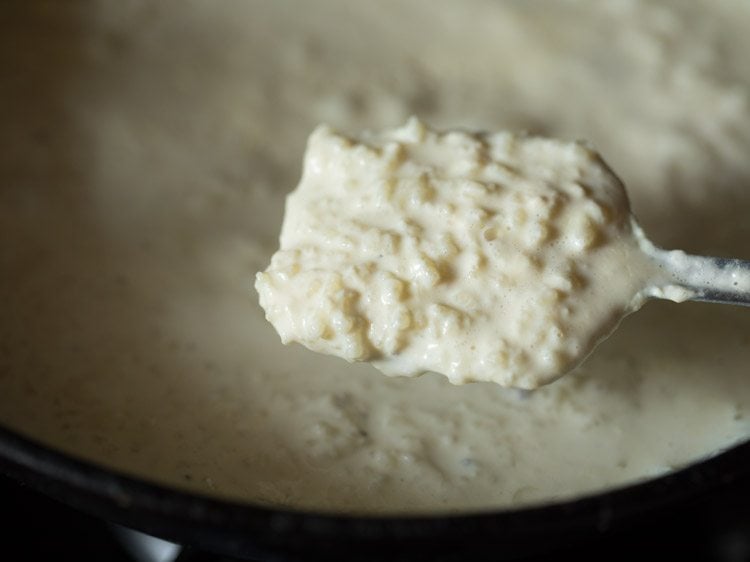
[{"left": 0, "top": 423, "right": 748, "bottom": 559}]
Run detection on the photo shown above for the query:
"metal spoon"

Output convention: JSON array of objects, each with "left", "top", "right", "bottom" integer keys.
[{"left": 636, "top": 224, "right": 750, "bottom": 307}]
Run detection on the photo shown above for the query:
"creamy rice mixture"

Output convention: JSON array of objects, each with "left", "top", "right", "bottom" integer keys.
[
  {"left": 257, "top": 120, "right": 662, "bottom": 388},
  {"left": 1, "top": 1, "right": 749, "bottom": 513}
]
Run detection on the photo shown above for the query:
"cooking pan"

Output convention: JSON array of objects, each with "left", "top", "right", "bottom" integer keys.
[
  {"left": 3, "top": 3, "right": 750, "bottom": 560},
  {"left": 1, "top": 422, "right": 750, "bottom": 560}
]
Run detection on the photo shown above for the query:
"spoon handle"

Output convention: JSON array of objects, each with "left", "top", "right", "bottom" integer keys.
[{"left": 651, "top": 250, "right": 750, "bottom": 307}]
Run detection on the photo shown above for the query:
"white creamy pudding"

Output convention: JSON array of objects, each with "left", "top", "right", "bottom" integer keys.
[
  {"left": 1, "top": 0, "right": 749, "bottom": 514},
  {"left": 257, "top": 119, "right": 662, "bottom": 388}
]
